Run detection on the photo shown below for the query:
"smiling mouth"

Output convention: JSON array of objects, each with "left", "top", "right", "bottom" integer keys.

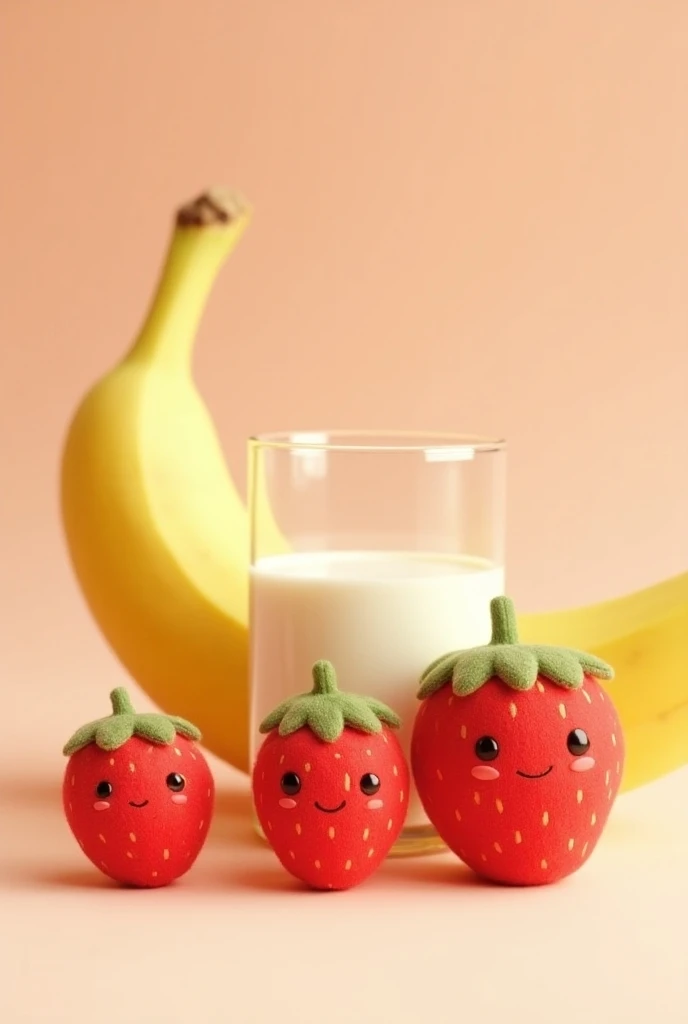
[
  {"left": 516, "top": 766, "right": 553, "bottom": 779},
  {"left": 129, "top": 800, "right": 149, "bottom": 808},
  {"left": 314, "top": 800, "right": 347, "bottom": 814}
]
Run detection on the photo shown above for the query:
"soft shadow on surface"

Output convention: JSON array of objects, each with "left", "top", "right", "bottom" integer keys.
[
  {"left": 385, "top": 856, "right": 495, "bottom": 889},
  {"left": 5, "top": 865, "right": 122, "bottom": 891},
  {"left": 228, "top": 863, "right": 316, "bottom": 894}
]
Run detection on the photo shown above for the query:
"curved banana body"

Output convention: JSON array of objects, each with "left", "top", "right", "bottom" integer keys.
[{"left": 59, "top": 188, "right": 688, "bottom": 790}]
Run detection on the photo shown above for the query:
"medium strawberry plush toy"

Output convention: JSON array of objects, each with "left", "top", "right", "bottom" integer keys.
[
  {"left": 62, "top": 687, "right": 214, "bottom": 887},
  {"left": 252, "top": 659, "right": 409, "bottom": 891},
  {"left": 411, "top": 595, "right": 624, "bottom": 886}
]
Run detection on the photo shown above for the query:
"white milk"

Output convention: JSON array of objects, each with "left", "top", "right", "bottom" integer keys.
[{"left": 249, "top": 550, "right": 505, "bottom": 841}]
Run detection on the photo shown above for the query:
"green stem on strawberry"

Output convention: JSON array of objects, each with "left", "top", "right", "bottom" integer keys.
[
  {"left": 417, "top": 596, "right": 614, "bottom": 700},
  {"left": 260, "top": 659, "right": 402, "bottom": 743},
  {"left": 62, "top": 687, "right": 202, "bottom": 756}
]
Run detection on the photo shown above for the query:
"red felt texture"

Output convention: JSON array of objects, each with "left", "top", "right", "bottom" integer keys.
[
  {"left": 411, "top": 674, "right": 625, "bottom": 886},
  {"left": 63, "top": 734, "right": 214, "bottom": 888},
  {"left": 252, "top": 725, "right": 409, "bottom": 890}
]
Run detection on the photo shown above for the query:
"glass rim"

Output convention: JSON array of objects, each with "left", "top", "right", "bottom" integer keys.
[{"left": 248, "top": 429, "right": 506, "bottom": 454}]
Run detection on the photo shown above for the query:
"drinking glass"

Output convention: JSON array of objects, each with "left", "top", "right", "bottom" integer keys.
[{"left": 248, "top": 430, "right": 506, "bottom": 855}]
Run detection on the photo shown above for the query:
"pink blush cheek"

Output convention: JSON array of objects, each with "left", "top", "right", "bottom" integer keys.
[
  {"left": 471, "top": 766, "right": 500, "bottom": 781},
  {"left": 279, "top": 798, "right": 297, "bottom": 809},
  {"left": 570, "top": 756, "right": 595, "bottom": 772},
  {"left": 366, "top": 798, "right": 384, "bottom": 810},
  {"left": 171, "top": 794, "right": 188, "bottom": 805},
  {"left": 93, "top": 801, "right": 110, "bottom": 811}
]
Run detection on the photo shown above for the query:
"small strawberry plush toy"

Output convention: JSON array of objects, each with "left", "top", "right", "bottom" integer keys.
[
  {"left": 252, "top": 659, "right": 409, "bottom": 891},
  {"left": 411, "top": 595, "right": 624, "bottom": 886},
  {"left": 62, "top": 687, "right": 214, "bottom": 887}
]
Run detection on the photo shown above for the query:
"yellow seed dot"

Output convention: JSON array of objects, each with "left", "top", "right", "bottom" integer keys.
[
  {"left": 363, "top": 828, "right": 370, "bottom": 841},
  {"left": 496, "top": 798, "right": 504, "bottom": 814},
  {"left": 189, "top": 750, "right": 196, "bottom": 760},
  {"left": 599, "top": 690, "right": 605, "bottom": 701},
  {"left": 334, "top": 753, "right": 342, "bottom": 760},
  {"left": 399, "top": 790, "right": 404, "bottom": 803},
  {"left": 368, "top": 848, "right": 375, "bottom": 858},
  {"left": 582, "top": 689, "right": 592, "bottom": 704},
  {"left": 605, "top": 770, "right": 610, "bottom": 786},
  {"left": 315, "top": 860, "right": 321, "bottom": 869},
  {"left": 382, "top": 733, "right": 388, "bottom": 743},
  {"left": 366, "top": 749, "right": 372, "bottom": 757},
  {"left": 509, "top": 702, "right": 517, "bottom": 718},
  {"left": 152, "top": 871, "right": 158, "bottom": 877},
  {"left": 577, "top": 789, "right": 583, "bottom": 804},
  {"left": 305, "top": 763, "right": 311, "bottom": 772},
  {"left": 207, "top": 788, "right": 211, "bottom": 797},
  {"left": 129, "top": 832, "right": 136, "bottom": 843},
  {"left": 344, "top": 773, "right": 351, "bottom": 792},
  {"left": 474, "top": 791, "right": 481, "bottom": 805},
  {"left": 71, "top": 775, "right": 75, "bottom": 787},
  {"left": 289, "top": 850, "right": 295, "bottom": 860},
  {"left": 514, "top": 830, "right": 522, "bottom": 844},
  {"left": 393, "top": 765, "right": 398, "bottom": 776},
  {"left": 279, "top": 755, "right": 285, "bottom": 765},
  {"left": 163, "top": 849, "right": 169, "bottom": 860},
  {"left": 344, "top": 860, "right": 352, "bottom": 871},
  {"left": 568, "top": 838, "right": 575, "bottom": 851},
  {"left": 69, "top": 802, "right": 72, "bottom": 812},
  {"left": 616, "top": 761, "right": 621, "bottom": 774},
  {"left": 174, "top": 747, "right": 181, "bottom": 757},
  {"left": 591, "top": 812, "right": 597, "bottom": 825},
  {"left": 129, "top": 762, "right": 135, "bottom": 773},
  {"left": 542, "top": 811, "right": 549, "bottom": 826},
  {"left": 558, "top": 703, "right": 566, "bottom": 719},
  {"left": 460, "top": 724, "right": 467, "bottom": 739},
  {"left": 494, "top": 842, "right": 502, "bottom": 853},
  {"left": 611, "top": 732, "right": 617, "bottom": 747},
  {"left": 455, "top": 809, "right": 462, "bottom": 822},
  {"left": 536, "top": 680, "right": 545, "bottom": 693},
  {"left": 295, "top": 823, "right": 302, "bottom": 835},
  {"left": 436, "top": 768, "right": 443, "bottom": 781},
  {"left": 581, "top": 842, "right": 589, "bottom": 858},
  {"left": 99, "top": 834, "right": 106, "bottom": 844},
  {"left": 109, "top": 758, "right": 115, "bottom": 766},
  {"left": 126, "top": 851, "right": 133, "bottom": 859},
  {"left": 199, "top": 820, "right": 204, "bottom": 830},
  {"left": 448, "top": 695, "right": 454, "bottom": 706},
  {"left": 328, "top": 826, "right": 335, "bottom": 839},
  {"left": 608, "top": 788, "right": 613, "bottom": 800},
  {"left": 481, "top": 853, "right": 487, "bottom": 862},
  {"left": 541, "top": 859, "right": 548, "bottom": 870},
  {"left": 268, "top": 821, "right": 273, "bottom": 831}
]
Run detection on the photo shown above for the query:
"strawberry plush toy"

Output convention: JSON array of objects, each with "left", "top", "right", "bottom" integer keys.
[
  {"left": 62, "top": 687, "right": 214, "bottom": 887},
  {"left": 252, "top": 659, "right": 410, "bottom": 891},
  {"left": 411, "top": 596, "right": 624, "bottom": 886}
]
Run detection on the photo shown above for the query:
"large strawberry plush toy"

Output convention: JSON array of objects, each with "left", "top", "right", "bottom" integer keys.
[
  {"left": 62, "top": 687, "right": 214, "bottom": 887},
  {"left": 411, "top": 595, "right": 625, "bottom": 886},
  {"left": 252, "top": 659, "right": 409, "bottom": 891}
]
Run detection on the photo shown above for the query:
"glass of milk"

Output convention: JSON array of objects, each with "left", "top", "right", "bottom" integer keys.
[{"left": 247, "top": 431, "right": 506, "bottom": 855}]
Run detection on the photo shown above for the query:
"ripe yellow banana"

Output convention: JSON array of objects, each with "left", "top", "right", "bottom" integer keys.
[
  {"left": 60, "top": 187, "right": 688, "bottom": 793},
  {"left": 60, "top": 189, "right": 256, "bottom": 771}
]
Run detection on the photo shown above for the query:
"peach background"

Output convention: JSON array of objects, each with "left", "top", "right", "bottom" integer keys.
[{"left": 1, "top": 2, "right": 687, "bottom": 1022}]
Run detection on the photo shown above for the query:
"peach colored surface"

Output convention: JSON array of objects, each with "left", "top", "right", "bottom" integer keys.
[{"left": 2, "top": 2, "right": 688, "bottom": 1021}]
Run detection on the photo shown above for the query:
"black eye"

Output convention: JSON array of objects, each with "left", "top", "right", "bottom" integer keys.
[
  {"left": 360, "top": 773, "right": 380, "bottom": 796},
  {"left": 475, "top": 736, "right": 500, "bottom": 761},
  {"left": 280, "top": 772, "right": 301, "bottom": 796},
  {"left": 567, "top": 729, "right": 590, "bottom": 756},
  {"left": 166, "top": 773, "right": 186, "bottom": 792},
  {"left": 95, "top": 780, "right": 113, "bottom": 799}
]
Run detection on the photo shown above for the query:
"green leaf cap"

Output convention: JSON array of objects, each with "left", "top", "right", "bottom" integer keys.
[
  {"left": 62, "top": 687, "right": 202, "bottom": 756},
  {"left": 259, "top": 660, "right": 402, "bottom": 743},
  {"left": 418, "top": 596, "right": 614, "bottom": 700}
]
